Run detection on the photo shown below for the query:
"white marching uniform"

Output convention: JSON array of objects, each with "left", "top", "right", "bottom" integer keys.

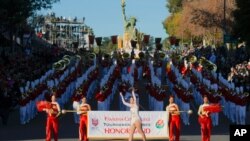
[{"left": 73, "top": 101, "right": 80, "bottom": 124}]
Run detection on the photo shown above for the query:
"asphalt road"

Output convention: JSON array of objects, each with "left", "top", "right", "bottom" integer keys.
[
  {"left": 0, "top": 108, "right": 233, "bottom": 141},
  {"left": 2, "top": 96, "right": 247, "bottom": 141}
]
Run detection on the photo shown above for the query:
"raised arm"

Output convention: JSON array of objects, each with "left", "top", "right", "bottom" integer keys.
[
  {"left": 131, "top": 89, "right": 136, "bottom": 102},
  {"left": 120, "top": 92, "right": 131, "bottom": 107},
  {"left": 122, "top": 0, "right": 126, "bottom": 21},
  {"left": 121, "top": 0, "right": 127, "bottom": 26}
]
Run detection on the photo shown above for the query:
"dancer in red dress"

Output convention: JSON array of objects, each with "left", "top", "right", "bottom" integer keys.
[
  {"left": 43, "top": 95, "right": 61, "bottom": 141},
  {"left": 77, "top": 96, "right": 91, "bottom": 141},
  {"left": 166, "top": 95, "right": 180, "bottom": 141},
  {"left": 198, "top": 95, "right": 212, "bottom": 141}
]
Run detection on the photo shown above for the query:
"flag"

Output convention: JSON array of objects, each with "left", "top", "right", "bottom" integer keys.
[
  {"left": 36, "top": 101, "right": 51, "bottom": 112},
  {"left": 203, "top": 104, "right": 222, "bottom": 113}
]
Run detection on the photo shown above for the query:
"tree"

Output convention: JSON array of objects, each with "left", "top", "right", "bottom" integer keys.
[
  {"left": 99, "top": 37, "right": 117, "bottom": 54},
  {"left": 0, "top": 0, "right": 59, "bottom": 49},
  {"left": 102, "top": 37, "right": 111, "bottom": 47},
  {"left": 166, "top": 0, "right": 183, "bottom": 13},
  {"left": 233, "top": 0, "right": 250, "bottom": 47},
  {"left": 163, "top": 0, "right": 236, "bottom": 45},
  {"left": 28, "top": 14, "right": 45, "bottom": 33},
  {"left": 163, "top": 12, "right": 182, "bottom": 36}
]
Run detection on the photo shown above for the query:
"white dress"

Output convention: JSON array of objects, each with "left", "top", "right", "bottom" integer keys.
[
  {"left": 130, "top": 105, "right": 141, "bottom": 124},
  {"left": 120, "top": 92, "right": 141, "bottom": 125}
]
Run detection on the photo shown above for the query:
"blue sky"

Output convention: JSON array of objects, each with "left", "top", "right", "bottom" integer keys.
[{"left": 40, "top": 0, "right": 169, "bottom": 38}]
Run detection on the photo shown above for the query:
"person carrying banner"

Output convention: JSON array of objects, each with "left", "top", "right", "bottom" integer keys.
[
  {"left": 198, "top": 95, "right": 212, "bottom": 141},
  {"left": 77, "top": 96, "right": 91, "bottom": 141},
  {"left": 166, "top": 95, "right": 180, "bottom": 141},
  {"left": 43, "top": 95, "right": 61, "bottom": 141}
]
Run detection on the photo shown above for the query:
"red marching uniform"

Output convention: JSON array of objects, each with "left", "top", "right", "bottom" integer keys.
[
  {"left": 168, "top": 104, "right": 181, "bottom": 141},
  {"left": 198, "top": 104, "right": 212, "bottom": 141},
  {"left": 79, "top": 104, "right": 89, "bottom": 141},
  {"left": 46, "top": 103, "right": 60, "bottom": 141}
]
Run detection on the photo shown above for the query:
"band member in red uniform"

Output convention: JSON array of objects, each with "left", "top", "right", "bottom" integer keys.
[
  {"left": 43, "top": 95, "right": 61, "bottom": 141},
  {"left": 166, "top": 95, "right": 180, "bottom": 141},
  {"left": 77, "top": 96, "right": 91, "bottom": 141},
  {"left": 198, "top": 95, "right": 212, "bottom": 141}
]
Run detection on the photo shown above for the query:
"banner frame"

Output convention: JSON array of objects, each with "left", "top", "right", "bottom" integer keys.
[{"left": 87, "top": 111, "right": 169, "bottom": 140}]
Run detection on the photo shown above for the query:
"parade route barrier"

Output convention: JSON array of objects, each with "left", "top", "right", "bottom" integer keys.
[{"left": 88, "top": 111, "right": 169, "bottom": 140}]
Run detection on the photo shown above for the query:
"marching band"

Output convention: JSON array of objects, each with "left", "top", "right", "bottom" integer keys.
[{"left": 15, "top": 49, "right": 248, "bottom": 141}]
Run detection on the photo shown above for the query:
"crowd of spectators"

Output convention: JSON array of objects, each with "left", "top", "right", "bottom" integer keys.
[
  {"left": 193, "top": 44, "right": 249, "bottom": 90},
  {"left": 0, "top": 36, "right": 69, "bottom": 125}
]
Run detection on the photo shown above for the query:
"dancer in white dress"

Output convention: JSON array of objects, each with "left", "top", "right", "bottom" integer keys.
[{"left": 120, "top": 88, "right": 146, "bottom": 141}]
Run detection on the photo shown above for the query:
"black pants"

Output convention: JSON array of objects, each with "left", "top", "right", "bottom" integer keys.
[{"left": 0, "top": 108, "right": 9, "bottom": 125}]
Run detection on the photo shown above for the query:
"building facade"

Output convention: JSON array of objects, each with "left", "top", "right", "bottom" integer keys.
[{"left": 41, "top": 13, "right": 94, "bottom": 48}]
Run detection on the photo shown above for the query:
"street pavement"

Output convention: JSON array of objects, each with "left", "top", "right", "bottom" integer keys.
[{"left": 0, "top": 108, "right": 233, "bottom": 141}]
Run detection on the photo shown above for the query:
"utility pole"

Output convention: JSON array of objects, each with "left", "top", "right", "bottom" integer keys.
[
  {"left": 223, "top": 0, "right": 227, "bottom": 44},
  {"left": 224, "top": 0, "right": 226, "bottom": 34}
]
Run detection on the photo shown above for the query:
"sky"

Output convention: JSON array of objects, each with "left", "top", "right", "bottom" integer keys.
[{"left": 40, "top": 0, "right": 169, "bottom": 38}]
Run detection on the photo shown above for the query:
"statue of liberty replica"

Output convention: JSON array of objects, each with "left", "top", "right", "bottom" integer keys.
[{"left": 121, "top": 0, "right": 143, "bottom": 50}]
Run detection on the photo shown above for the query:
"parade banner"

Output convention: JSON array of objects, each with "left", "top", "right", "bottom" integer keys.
[{"left": 88, "top": 111, "right": 169, "bottom": 139}]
